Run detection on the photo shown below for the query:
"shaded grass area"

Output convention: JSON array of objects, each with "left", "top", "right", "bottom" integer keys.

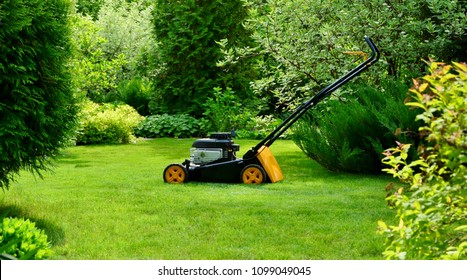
[{"left": 0, "top": 139, "right": 394, "bottom": 259}]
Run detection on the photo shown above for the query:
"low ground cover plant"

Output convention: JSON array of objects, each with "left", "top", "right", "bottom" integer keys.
[{"left": 135, "top": 114, "right": 201, "bottom": 138}]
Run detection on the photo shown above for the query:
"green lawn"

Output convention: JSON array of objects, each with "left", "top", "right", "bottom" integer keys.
[{"left": 1, "top": 139, "right": 395, "bottom": 259}]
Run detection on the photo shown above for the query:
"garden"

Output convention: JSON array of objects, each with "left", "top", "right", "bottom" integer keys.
[
  {"left": 1, "top": 139, "right": 395, "bottom": 259},
  {"left": 1, "top": 0, "right": 465, "bottom": 260}
]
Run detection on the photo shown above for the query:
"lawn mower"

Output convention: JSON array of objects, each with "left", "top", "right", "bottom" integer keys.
[{"left": 163, "top": 36, "right": 380, "bottom": 184}]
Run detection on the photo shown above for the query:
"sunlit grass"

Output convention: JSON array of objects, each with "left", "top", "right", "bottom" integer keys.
[{"left": 0, "top": 139, "right": 394, "bottom": 259}]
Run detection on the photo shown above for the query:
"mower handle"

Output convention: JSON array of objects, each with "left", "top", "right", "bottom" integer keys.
[{"left": 244, "top": 36, "right": 380, "bottom": 159}]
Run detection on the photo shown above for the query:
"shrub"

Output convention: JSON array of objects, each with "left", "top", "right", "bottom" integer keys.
[
  {"left": 0, "top": 0, "right": 78, "bottom": 190},
  {"left": 135, "top": 114, "right": 201, "bottom": 138},
  {"left": 202, "top": 87, "right": 257, "bottom": 133},
  {"left": 76, "top": 101, "right": 144, "bottom": 145},
  {"left": 0, "top": 217, "right": 52, "bottom": 260},
  {"left": 292, "top": 80, "right": 421, "bottom": 173},
  {"left": 378, "top": 61, "right": 466, "bottom": 260},
  {"left": 112, "top": 77, "right": 152, "bottom": 116},
  {"left": 235, "top": 115, "right": 289, "bottom": 140}
]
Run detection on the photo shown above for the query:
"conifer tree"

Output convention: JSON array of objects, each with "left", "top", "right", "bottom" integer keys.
[
  {"left": 151, "top": 0, "right": 256, "bottom": 116},
  {"left": 0, "top": 0, "right": 77, "bottom": 189}
]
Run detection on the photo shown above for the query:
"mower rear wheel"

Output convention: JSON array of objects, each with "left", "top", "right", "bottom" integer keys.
[
  {"left": 163, "top": 164, "right": 188, "bottom": 183},
  {"left": 241, "top": 164, "right": 267, "bottom": 184}
]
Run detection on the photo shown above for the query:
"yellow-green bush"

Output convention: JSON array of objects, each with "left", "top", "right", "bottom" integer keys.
[{"left": 76, "top": 101, "right": 144, "bottom": 145}]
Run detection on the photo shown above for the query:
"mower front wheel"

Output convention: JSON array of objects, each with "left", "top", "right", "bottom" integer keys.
[
  {"left": 163, "top": 164, "right": 188, "bottom": 183},
  {"left": 241, "top": 164, "right": 267, "bottom": 184}
]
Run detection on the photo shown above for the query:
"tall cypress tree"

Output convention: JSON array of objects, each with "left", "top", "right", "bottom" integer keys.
[
  {"left": 0, "top": 0, "right": 77, "bottom": 189},
  {"left": 151, "top": 0, "right": 255, "bottom": 116}
]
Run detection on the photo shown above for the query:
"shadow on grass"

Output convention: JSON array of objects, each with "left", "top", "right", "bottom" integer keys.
[{"left": 0, "top": 204, "right": 66, "bottom": 246}]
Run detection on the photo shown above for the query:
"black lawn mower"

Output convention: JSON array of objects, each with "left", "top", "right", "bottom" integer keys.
[{"left": 163, "top": 36, "right": 380, "bottom": 184}]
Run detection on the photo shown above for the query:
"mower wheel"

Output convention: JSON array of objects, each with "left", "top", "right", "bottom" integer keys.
[
  {"left": 241, "top": 164, "right": 267, "bottom": 184},
  {"left": 163, "top": 164, "right": 188, "bottom": 183}
]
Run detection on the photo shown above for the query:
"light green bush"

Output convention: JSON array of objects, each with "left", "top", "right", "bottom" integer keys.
[
  {"left": 76, "top": 101, "right": 144, "bottom": 145},
  {"left": 0, "top": 217, "right": 52, "bottom": 260},
  {"left": 379, "top": 61, "right": 466, "bottom": 260}
]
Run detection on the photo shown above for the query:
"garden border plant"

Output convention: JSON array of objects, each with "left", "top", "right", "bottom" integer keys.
[
  {"left": 378, "top": 61, "right": 466, "bottom": 260},
  {"left": 76, "top": 100, "right": 144, "bottom": 145},
  {"left": 0, "top": 217, "right": 52, "bottom": 260}
]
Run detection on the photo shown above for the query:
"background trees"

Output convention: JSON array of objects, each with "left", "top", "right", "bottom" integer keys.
[
  {"left": 150, "top": 0, "right": 256, "bottom": 116},
  {"left": 1, "top": 0, "right": 465, "bottom": 184},
  {"left": 70, "top": 0, "right": 156, "bottom": 115},
  {"left": 236, "top": 0, "right": 466, "bottom": 172},
  {"left": 242, "top": 0, "right": 466, "bottom": 108},
  {"left": 0, "top": 0, "right": 77, "bottom": 190}
]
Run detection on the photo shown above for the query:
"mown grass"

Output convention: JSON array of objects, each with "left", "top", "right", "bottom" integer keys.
[{"left": 0, "top": 139, "right": 395, "bottom": 259}]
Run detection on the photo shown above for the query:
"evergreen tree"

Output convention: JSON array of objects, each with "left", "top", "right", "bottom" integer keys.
[
  {"left": 151, "top": 0, "right": 256, "bottom": 116},
  {"left": 0, "top": 0, "right": 77, "bottom": 189}
]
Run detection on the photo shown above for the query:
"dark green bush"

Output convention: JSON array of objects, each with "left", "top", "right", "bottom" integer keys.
[
  {"left": 0, "top": 217, "right": 52, "bottom": 260},
  {"left": 114, "top": 77, "right": 152, "bottom": 116},
  {"left": 202, "top": 87, "right": 256, "bottom": 133},
  {"left": 135, "top": 114, "right": 202, "bottom": 138},
  {"left": 76, "top": 101, "right": 144, "bottom": 145},
  {"left": 151, "top": 0, "right": 255, "bottom": 116},
  {"left": 0, "top": 0, "right": 77, "bottom": 189},
  {"left": 292, "top": 80, "right": 421, "bottom": 173}
]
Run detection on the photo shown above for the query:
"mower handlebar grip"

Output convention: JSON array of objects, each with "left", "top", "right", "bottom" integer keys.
[{"left": 364, "top": 36, "right": 380, "bottom": 66}]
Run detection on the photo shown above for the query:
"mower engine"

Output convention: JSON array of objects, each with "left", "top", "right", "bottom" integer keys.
[{"left": 189, "top": 132, "right": 240, "bottom": 165}]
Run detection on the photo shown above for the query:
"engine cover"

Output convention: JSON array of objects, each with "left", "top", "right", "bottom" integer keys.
[
  {"left": 189, "top": 132, "right": 240, "bottom": 165},
  {"left": 190, "top": 148, "right": 223, "bottom": 165}
]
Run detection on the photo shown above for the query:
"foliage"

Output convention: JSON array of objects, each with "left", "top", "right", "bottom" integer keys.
[
  {"left": 378, "top": 61, "right": 466, "bottom": 260},
  {"left": 76, "top": 100, "right": 144, "bottom": 144},
  {"left": 201, "top": 86, "right": 286, "bottom": 139},
  {"left": 0, "top": 217, "right": 52, "bottom": 260},
  {"left": 0, "top": 0, "right": 78, "bottom": 190},
  {"left": 135, "top": 114, "right": 201, "bottom": 138},
  {"left": 151, "top": 0, "right": 256, "bottom": 116},
  {"left": 95, "top": 0, "right": 157, "bottom": 79},
  {"left": 293, "top": 80, "right": 421, "bottom": 173},
  {"left": 75, "top": 0, "right": 153, "bottom": 19},
  {"left": 75, "top": 0, "right": 105, "bottom": 19},
  {"left": 237, "top": 0, "right": 466, "bottom": 112},
  {"left": 68, "top": 12, "right": 127, "bottom": 100},
  {"left": 112, "top": 77, "right": 153, "bottom": 116},
  {"left": 69, "top": 0, "right": 157, "bottom": 102},
  {"left": 235, "top": 115, "right": 288, "bottom": 140},
  {"left": 202, "top": 87, "right": 256, "bottom": 133}
]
